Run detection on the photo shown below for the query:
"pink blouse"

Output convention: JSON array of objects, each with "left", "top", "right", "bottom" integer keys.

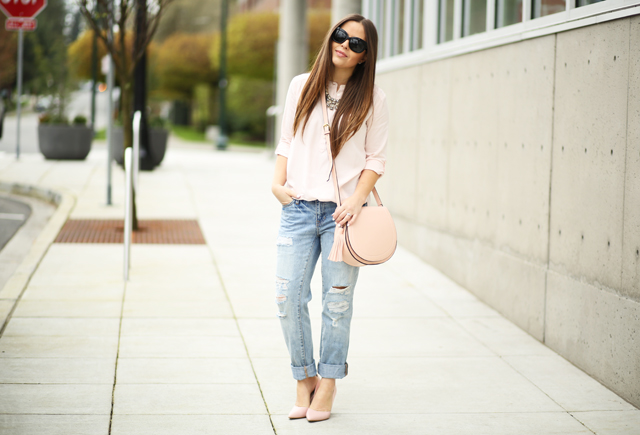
[{"left": 275, "top": 73, "right": 388, "bottom": 203}]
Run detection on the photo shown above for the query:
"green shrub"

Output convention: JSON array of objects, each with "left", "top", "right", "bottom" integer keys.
[
  {"left": 72, "top": 115, "right": 87, "bottom": 125},
  {"left": 39, "top": 112, "right": 68, "bottom": 125},
  {"left": 149, "top": 115, "right": 167, "bottom": 129},
  {"left": 227, "top": 76, "right": 272, "bottom": 140}
]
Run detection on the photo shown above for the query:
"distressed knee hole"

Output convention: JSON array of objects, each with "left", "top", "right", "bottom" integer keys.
[
  {"left": 276, "top": 236, "right": 293, "bottom": 246},
  {"left": 329, "top": 286, "right": 350, "bottom": 295},
  {"left": 276, "top": 276, "right": 289, "bottom": 290},
  {"left": 275, "top": 289, "right": 287, "bottom": 318},
  {"left": 328, "top": 300, "right": 349, "bottom": 313}
]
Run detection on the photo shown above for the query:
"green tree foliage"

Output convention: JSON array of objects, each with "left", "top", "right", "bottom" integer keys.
[
  {"left": 215, "top": 12, "right": 278, "bottom": 81},
  {"left": 209, "top": 10, "right": 330, "bottom": 140},
  {"left": 67, "top": 30, "right": 108, "bottom": 82},
  {"left": 22, "top": 0, "right": 68, "bottom": 95},
  {"left": 307, "top": 10, "right": 332, "bottom": 66},
  {"left": 155, "top": 32, "right": 217, "bottom": 99},
  {"left": 210, "top": 10, "right": 330, "bottom": 82},
  {"left": 0, "top": 29, "right": 17, "bottom": 90},
  {"left": 67, "top": 30, "right": 159, "bottom": 88},
  {"left": 227, "top": 76, "right": 272, "bottom": 139},
  {"left": 154, "top": 0, "right": 221, "bottom": 42}
]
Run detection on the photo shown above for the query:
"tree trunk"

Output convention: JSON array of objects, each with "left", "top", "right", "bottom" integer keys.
[
  {"left": 120, "top": 81, "right": 139, "bottom": 231},
  {"left": 121, "top": 82, "right": 133, "bottom": 151}
]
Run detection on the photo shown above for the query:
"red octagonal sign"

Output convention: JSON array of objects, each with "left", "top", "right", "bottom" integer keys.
[{"left": 0, "top": 0, "right": 47, "bottom": 19}]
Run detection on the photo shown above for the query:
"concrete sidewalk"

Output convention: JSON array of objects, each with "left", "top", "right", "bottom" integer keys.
[{"left": 0, "top": 140, "right": 638, "bottom": 435}]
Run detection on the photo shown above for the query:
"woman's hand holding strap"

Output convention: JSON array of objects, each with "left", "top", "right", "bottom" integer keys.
[{"left": 332, "top": 169, "right": 380, "bottom": 227}]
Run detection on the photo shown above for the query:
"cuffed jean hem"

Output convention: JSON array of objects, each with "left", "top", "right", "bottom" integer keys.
[
  {"left": 318, "top": 362, "right": 348, "bottom": 379},
  {"left": 291, "top": 361, "right": 317, "bottom": 381}
]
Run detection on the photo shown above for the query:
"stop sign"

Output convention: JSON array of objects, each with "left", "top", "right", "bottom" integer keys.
[{"left": 0, "top": 0, "right": 47, "bottom": 19}]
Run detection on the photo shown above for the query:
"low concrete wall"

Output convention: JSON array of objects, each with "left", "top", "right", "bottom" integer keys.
[{"left": 376, "top": 16, "right": 640, "bottom": 407}]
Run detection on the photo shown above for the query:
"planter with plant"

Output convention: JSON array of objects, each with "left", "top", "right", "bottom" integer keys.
[
  {"left": 111, "top": 115, "right": 169, "bottom": 169},
  {"left": 38, "top": 114, "right": 93, "bottom": 160}
]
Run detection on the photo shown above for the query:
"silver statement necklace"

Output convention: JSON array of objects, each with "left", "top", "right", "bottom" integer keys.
[{"left": 325, "top": 88, "right": 340, "bottom": 111}]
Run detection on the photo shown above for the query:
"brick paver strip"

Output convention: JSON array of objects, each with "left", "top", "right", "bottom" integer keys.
[{"left": 54, "top": 219, "right": 206, "bottom": 244}]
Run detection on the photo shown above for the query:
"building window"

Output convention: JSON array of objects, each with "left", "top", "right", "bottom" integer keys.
[
  {"left": 577, "top": 0, "right": 605, "bottom": 5},
  {"left": 366, "top": 0, "right": 633, "bottom": 58},
  {"left": 365, "top": 0, "right": 424, "bottom": 56},
  {"left": 495, "top": 0, "right": 523, "bottom": 28},
  {"left": 463, "top": 0, "right": 487, "bottom": 36},
  {"left": 532, "top": 0, "right": 566, "bottom": 17},
  {"left": 408, "top": 0, "right": 424, "bottom": 51},
  {"left": 439, "top": 0, "right": 455, "bottom": 42}
]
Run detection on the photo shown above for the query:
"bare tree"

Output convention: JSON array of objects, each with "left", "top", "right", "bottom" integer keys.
[
  {"left": 78, "top": 0, "right": 174, "bottom": 228},
  {"left": 79, "top": 0, "right": 173, "bottom": 146}
]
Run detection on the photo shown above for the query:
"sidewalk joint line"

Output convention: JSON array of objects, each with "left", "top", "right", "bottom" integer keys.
[
  {"left": 181, "top": 158, "right": 278, "bottom": 434},
  {"left": 499, "top": 356, "right": 598, "bottom": 434},
  {"left": 107, "top": 280, "right": 128, "bottom": 435},
  {"left": 0, "top": 244, "right": 57, "bottom": 339},
  {"left": 205, "top": 248, "right": 278, "bottom": 435}
]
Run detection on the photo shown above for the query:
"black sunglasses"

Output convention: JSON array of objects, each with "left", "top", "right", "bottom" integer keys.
[{"left": 331, "top": 27, "right": 368, "bottom": 54}]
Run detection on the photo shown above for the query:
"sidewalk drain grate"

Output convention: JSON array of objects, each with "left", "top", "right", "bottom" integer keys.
[{"left": 54, "top": 219, "right": 206, "bottom": 244}]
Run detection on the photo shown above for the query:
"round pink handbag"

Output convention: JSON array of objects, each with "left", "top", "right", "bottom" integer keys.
[{"left": 321, "top": 96, "right": 397, "bottom": 267}]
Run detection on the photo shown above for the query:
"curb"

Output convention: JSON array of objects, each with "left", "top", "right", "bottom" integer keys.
[{"left": 0, "top": 182, "right": 75, "bottom": 301}]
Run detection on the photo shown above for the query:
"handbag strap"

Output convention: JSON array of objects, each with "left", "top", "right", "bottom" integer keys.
[{"left": 321, "top": 92, "right": 383, "bottom": 208}]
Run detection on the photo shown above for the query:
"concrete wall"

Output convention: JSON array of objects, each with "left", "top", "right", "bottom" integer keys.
[{"left": 376, "top": 16, "right": 640, "bottom": 407}]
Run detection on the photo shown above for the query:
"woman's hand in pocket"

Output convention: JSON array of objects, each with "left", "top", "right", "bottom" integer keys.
[{"left": 272, "top": 184, "right": 300, "bottom": 205}]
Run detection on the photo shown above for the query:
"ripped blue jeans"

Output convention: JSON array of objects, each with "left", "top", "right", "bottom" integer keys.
[{"left": 275, "top": 199, "right": 359, "bottom": 380}]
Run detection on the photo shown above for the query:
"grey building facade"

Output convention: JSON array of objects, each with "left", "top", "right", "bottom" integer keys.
[{"left": 367, "top": 0, "right": 640, "bottom": 408}]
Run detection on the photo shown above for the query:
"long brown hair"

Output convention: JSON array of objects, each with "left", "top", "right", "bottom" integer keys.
[{"left": 293, "top": 14, "right": 378, "bottom": 157}]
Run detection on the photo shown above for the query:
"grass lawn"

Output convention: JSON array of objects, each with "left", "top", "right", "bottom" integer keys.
[
  {"left": 170, "top": 125, "right": 206, "bottom": 142},
  {"left": 97, "top": 124, "right": 267, "bottom": 148},
  {"left": 94, "top": 128, "right": 106, "bottom": 140},
  {"left": 170, "top": 125, "right": 266, "bottom": 148}
]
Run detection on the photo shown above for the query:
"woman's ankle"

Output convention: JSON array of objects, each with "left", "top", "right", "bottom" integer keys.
[
  {"left": 319, "top": 377, "right": 335, "bottom": 388},
  {"left": 298, "top": 375, "right": 318, "bottom": 389}
]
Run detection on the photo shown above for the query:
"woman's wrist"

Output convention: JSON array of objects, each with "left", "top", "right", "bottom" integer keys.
[{"left": 352, "top": 190, "right": 369, "bottom": 205}]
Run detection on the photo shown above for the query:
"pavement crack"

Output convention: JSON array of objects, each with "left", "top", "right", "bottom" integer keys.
[
  {"left": 107, "top": 280, "right": 128, "bottom": 435},
  {"left": 206, "top": 247, "right": 278, "bottom": 435}
]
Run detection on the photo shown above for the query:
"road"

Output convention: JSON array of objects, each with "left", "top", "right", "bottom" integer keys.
[
  {"left": 0, "top": 88, "right": 118, "bottom": 155},
  {"left": 0, "top": 195, "right": 31, "bottom": 251}
]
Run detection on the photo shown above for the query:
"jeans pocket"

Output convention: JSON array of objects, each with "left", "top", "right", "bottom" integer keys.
[{"left": 282, "top": 199, "right": 296, "bottom": 209}]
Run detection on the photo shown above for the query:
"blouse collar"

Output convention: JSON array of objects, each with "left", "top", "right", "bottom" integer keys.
[{"left": 326, "top": 80, "right": 346, "bottom": 100}]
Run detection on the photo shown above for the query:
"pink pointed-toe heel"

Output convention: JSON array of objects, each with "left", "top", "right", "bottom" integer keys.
[
  {"left": 288, "top": 378, "right": 319, "bottom": 419},
  {"left": 306, "top": 385, "right": 337, "bottom": 422}
]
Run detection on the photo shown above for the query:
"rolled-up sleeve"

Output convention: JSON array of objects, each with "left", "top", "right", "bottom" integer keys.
[
  {"left": 363, "top": 89, "right": 388, "bottom": 176},
  {"left": 275, "top": 77, "right": 301, "bottom": 158}
]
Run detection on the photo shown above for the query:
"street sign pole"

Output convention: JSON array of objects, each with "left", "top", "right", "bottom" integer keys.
[
  {"left": 106, "top": 53, "right": 114, "bottom": 205},
  {"left": 1, "top": 0, "right": 48, "bottom": 160},
  {"left": 15, "top": 28, "right": 22, "bottom": 160},
  {"left": 105, "top": 0, "right": 114, "bottom": 205},
  {"left": 216, "top": 0, "right": 228, "bottom": 151}
]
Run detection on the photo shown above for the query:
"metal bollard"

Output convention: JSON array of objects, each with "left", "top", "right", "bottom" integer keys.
[
  {"left": 124, "top": 147, "right": 133, "bottom": 281},
  {"left": 132, "top": 111, "right": 141, "bottom": 192}
]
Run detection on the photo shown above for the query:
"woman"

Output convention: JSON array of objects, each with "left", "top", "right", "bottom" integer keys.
[{"left": 271, "top": 14, "right": 387, "bottom": 422}]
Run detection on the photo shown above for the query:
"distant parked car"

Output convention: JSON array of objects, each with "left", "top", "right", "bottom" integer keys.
[{"left": 34, "top": 95, "right": 53, "bottom": 113}]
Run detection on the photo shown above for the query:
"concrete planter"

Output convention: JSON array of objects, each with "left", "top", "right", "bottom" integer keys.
[
  {"left": 38, "top": 124, "right": 93, "bottom": 160},
  {"left": 111, "top": 127, "right": 168, "bottom": 170}
]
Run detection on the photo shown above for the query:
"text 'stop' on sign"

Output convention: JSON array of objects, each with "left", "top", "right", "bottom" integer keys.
[{"left": 0, "top": 0, "right": 48, "bottom": 19}]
